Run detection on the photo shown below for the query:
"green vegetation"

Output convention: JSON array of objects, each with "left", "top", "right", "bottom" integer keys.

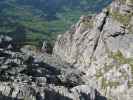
[
  {"left": 109, "top": 0, "right": 133, "bottom": 34},
  {"left": 110, "top": 9, "right": 133, "bottom": 34},
  {"left": 111, "top": 50, "right": 133, "bottom": 66},
  {"left": 95, "top": 69, "right": 103, "bottom": 78},
  {"left": 110, "top": 0, "right": 133, "bottom": 26},
  {"left": 0, "top": 0, "right": 112, "bottom": 46},
  {"left": 102, "top": 77, "right": 120, "bottom": 89},
  {"left": 111, "top": 11, "right": 132, "bottom": 25},
  {"left": 120, "top": 0, "right": 126, "bottom": 4},
  {"left": 126, "top": 0, "right": 133, "bottom": 4},
  {"left": 111, "top": 50, "right": 133, "bottom": 87},
  {"left": 95, "top": 50, "right": 133, "bottom": 89},
  {"left": 111, "top": 50, "right": 127, "bottom": 64}
]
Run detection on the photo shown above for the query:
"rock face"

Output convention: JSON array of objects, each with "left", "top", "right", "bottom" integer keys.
[
  {"left": 41, "top": 41, "right": 53, "bottom": 54},
  {"left": 54, "top": 0, "right": 133, "bottom": 100},
  {"left": 0, "top": 0, "right": 133, "bottom": 100},
  {"left": 0, "top": 37, "right": 106, "bottom": 99},
  {"left": 0, "top": 35, "right": 13, "bottom": 49}
]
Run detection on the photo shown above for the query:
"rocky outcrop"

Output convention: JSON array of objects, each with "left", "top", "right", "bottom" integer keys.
[
  {"left": 41, "top": 41, "right": 53, "bottom": 54},
  {"left": 0, "top": 36, "right": 106, "bottom": 100},
  {"left": 0, "top": 35, "right": 13, "bottom": 49},
  {"left": 54, "top": 0, "right": 133, "bottom": 100}
]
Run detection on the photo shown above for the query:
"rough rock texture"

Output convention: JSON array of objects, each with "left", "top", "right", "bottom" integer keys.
[
  {"left": 1, "top": 0, "right": 133, "bottom": 100},
  {"left": 54, "top": 0, "right": 133, "bottom": 100},
  {"left": 0, "top": 36, "right": 106, "bottom": 100}
]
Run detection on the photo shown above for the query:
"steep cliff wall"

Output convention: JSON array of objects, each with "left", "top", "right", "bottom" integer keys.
[{"left": 54, "top": 0, "right": 133, "bottom": 99}]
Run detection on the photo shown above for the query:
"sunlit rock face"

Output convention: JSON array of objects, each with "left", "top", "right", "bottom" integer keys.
[
  {"left": 54, "top": 0, "right": 133, "bottom": 99},
  {"left": 0, "top": 40, "right": 107, "bottom": 99}
]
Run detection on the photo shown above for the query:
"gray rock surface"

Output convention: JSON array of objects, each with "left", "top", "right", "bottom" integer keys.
[
  {"left": 54, "top": 0, "right": 133, "bottom": 100},
  {"left": 0, "top": 38, "right": 106, "bottom": 100},
  {"left": 1, "top": 0, "right": 133, "bottom": 100}
]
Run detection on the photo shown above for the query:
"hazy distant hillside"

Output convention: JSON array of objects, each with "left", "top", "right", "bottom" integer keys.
[{"left": 0, "top": 0, "right": 112, "bottom": 46}]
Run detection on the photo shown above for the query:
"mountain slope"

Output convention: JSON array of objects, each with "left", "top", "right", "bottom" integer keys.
[
  {"left": 1, "top": 0, "right": 133, "bottom": 100},
  {"left": 0, "top": 0, "right": 112, "bottom": 46}
]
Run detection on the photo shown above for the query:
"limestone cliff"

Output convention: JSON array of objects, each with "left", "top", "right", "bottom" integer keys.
[{"left": 54, "top": 0, "right": 133, "bottom": 99}]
